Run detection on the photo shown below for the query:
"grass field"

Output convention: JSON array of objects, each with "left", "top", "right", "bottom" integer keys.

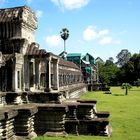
[{"left": 34, "top": 87, "right": 140, "bottom": 140}]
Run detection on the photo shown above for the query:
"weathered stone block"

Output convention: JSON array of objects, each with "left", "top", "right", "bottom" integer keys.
[
  {"left": 65, "top": 120, "right": 79, "bottom": 135},
  {"left": 78, "top": 118, "right": 111, "bottom": 136},
  {"left": 0, "top": 108, "right": 17, "bottom": 140},
  {"left": 14, "top": 105, "right": 38, "bottom": 139},
  {"left": 35, "top": 104, "right": 67, "bottom": 136},
  {"left": 77, "top": 103, "right": 96, "bottom": 120},
  {"left": 65, "top": 103, "right": 79, "bottom": 120}
]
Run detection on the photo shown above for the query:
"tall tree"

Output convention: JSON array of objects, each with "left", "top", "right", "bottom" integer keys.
[
  {"left": 60, "top": 28, "right": 69, "bottom": 52},
  {"left": 116, "top": 49, "right": 131, "bottom": 67},
  {"left": 117, "top": 53, "right": 140, "bottom": 85},
  {"left": 98, "top": 58, "right": 119, "bottom": 85}
]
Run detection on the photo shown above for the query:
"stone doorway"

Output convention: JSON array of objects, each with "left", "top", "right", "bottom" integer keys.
[{"left": 0, "top": 60, "right": 13, "bottom": 91}]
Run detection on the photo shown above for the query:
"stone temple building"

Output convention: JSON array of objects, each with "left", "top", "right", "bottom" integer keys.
[
  {"left": 0, "top": 6, "right": 86, "bottom": 104},
  {"left": 0, "top": 6, "right": 112, "bottom": 139}
]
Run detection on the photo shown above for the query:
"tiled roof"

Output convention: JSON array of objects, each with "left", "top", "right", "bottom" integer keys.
[
  {"left": 26, "top": 43, "right": 47, "bottom": 56},
  {"left": 59, "top": 58, "right": 80, "bottom": 70},
  {"left": 67, "top": 53, "right": 82, "bottom": 57}
]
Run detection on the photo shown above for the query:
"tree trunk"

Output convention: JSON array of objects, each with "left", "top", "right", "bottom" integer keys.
[{"left": 125, "top": 87, "right": 128, "bottom": 95}]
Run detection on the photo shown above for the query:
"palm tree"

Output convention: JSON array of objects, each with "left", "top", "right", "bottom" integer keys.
[
  {"left": 60, "top": 28, "right": 69, "bottom": 53},
  {"left": 121, "top": 83, "right": 132, "bottom": 95}
]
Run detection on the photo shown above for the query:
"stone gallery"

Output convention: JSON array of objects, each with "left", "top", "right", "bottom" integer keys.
[{"left": 0, "top": 6, "right": 112, "bottom": 139}]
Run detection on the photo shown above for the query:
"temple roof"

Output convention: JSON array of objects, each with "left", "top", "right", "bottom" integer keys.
[
  {"left": 26, "top": 43, "right": 47, "bottom": 56},
  {"left": 0, "top": 6, "right": 37, "bottom": 29},
  {"left": 59, "top": 58, "right": 80, "bottom": 70}
]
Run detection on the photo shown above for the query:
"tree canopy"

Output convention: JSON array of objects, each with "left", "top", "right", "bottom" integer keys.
[
  {"left": 97, "top": 51, "right": 140, "bottom": 86},
  {"left": 116, "top": 49, "right": 131, "bottom": 67}
]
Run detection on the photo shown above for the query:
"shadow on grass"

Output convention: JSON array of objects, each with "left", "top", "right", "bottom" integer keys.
[{"left": 112, "top": 93, "right": 125, "bottom": 96}]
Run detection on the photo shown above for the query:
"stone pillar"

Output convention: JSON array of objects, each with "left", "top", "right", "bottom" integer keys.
[
  {"left": 14, "top": 105, "right": 38, "bottom": 139},
  {"left": 35, "top": 104, "right": 67, "bottom": 136},
  {"left": 12, "top": 65, "right": 16, "bottom": 91},
  {"left": 35, "top": 59, "right": 39, "bottom": 90},
  {"left": 12, "top": 53, "right": 23, "bottom": 92},
  {"left": 53, "top": 59, "right": 59, "bottom": 91},
  {"left": 46, "top": 57, "right": 52, "bottom": 92}
]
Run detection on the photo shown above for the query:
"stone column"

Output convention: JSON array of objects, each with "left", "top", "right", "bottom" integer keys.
[
  {"left": 53, "top": 59, "right": 59, "bottom": 91},
  {"left": 46, "top": 57, "right": 52, "bottom": 92}
]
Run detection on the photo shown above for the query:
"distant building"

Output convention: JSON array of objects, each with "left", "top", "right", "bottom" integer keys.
[{"left": 60, "top": 53, "right": 98, "bottom": 85}]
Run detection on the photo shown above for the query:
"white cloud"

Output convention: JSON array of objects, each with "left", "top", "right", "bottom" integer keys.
[
  {"left": 36, "top": 10, "right": 43, "bottom": 18},
  {"left": 98, "top": 29, "right": 109, "bottom": 36},
  {"left": 99, "top": 36, "right": 121, "bottom": 45},
  {"left": 83, "top": 25, "right": 121, "bottom": 45},
  {"left": 99, "top": 36, "right": 112, "bottom": 45},
  {"left": 83, "top": 26, "right": 97, "bottom": 41},
  {"left": 114, "top": 40, "right": 121, "bottom": 44},
  {"left": 50, "top": 0, "right": 90, "bottom": 10},
  {"left": 45, "top": 35, "right": 61, "bottom": 48}
]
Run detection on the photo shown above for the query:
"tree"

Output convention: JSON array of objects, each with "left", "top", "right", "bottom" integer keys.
[
  {"left": 117, "top": 53, "right": 140, "bottom": 84},
  {"left": 98, "top": 58, "right": 119, "bottom": 85},
  {"left": 121, "top": 83, "right": 132, "bottom": 95},
  {"left": 116, "top": 49, "right": 131, "bottom": 67},
  {"left": 60, "top": 28, "right": 69, "bottom": 52}
]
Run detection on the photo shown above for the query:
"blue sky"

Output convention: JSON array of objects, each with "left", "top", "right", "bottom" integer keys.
[{"left": 0, "top": 0, "right": 140, "bottom": 61}]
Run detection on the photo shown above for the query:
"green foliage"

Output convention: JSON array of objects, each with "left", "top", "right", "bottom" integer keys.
[
  {"left": 97, "top": 59, "right": 119, "bottom": 85},
  {"left": 121, "top": 83, "right": 132, "bottom": 95},
  {"left": 116, "top": 49, "right": 131, "bottom": 67},
  {"left": 117, "top": 53, "right": 140, "bottom": 84},
  {"left": 134, "top": 78, "right": 140, "bottom": 87},
  {"left": 60, "top": 28, "right": 69, "bottom": 41}
]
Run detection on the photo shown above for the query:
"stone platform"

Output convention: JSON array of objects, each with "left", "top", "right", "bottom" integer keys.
[{"left": 0, "top": 99, "right": 112, "bottom": 139}]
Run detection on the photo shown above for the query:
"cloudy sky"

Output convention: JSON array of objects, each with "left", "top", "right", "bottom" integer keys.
[{"left": 0, "top": 0, "right": 140, "bottom": 61}]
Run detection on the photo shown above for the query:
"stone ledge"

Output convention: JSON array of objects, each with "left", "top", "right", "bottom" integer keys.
[
  {"left": 77, "top": 99, "right": 97, "bottom": 104},
  {"left": 96, "top": 111, "right": 110, "bottom": 118}
]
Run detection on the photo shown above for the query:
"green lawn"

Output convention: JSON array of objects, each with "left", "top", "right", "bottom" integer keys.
[{"left": 34, "top": 87, "right": 140, "bottom": 140}]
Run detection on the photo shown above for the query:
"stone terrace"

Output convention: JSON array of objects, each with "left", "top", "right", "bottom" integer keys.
[{"left": 0, "top": 99, "right": 112, "bottom": 139}]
